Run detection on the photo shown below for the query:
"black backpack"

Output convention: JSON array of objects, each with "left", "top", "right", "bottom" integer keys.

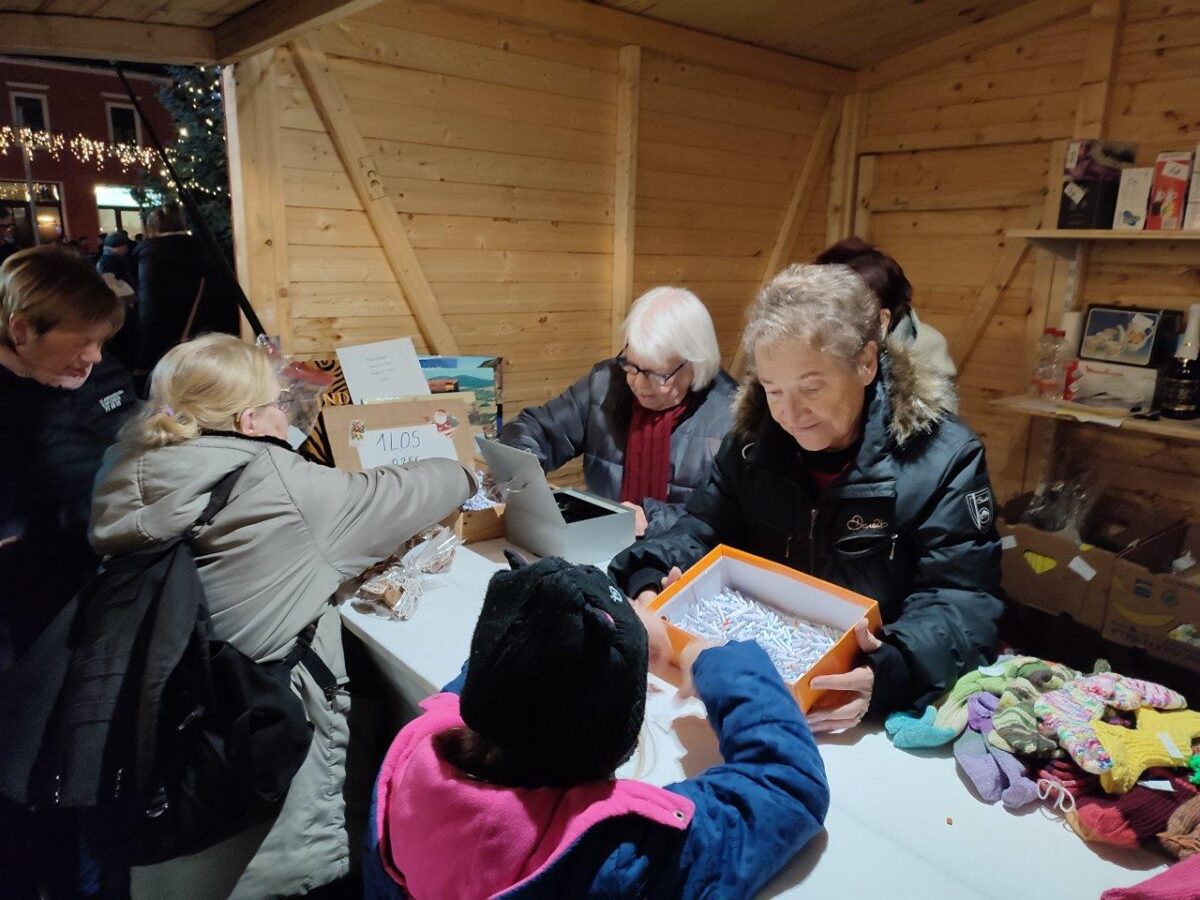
[{"left": 0, "top": 466, "right": 339, "bottom": 865}]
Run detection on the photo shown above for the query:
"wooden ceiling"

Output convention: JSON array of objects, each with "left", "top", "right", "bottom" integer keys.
[
  {"left": 0, "top": 1, "right": 260, "bottom": 29},
  {"left": 587, "top": 0, "right": 1031, "bottom": 69}
]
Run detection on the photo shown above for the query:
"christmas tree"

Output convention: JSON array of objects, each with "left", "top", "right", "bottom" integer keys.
[{"left": 133, "top": 64, "right": 232, "bottom": 263}]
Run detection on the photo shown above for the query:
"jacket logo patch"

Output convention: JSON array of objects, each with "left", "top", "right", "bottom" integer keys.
[
  {"left": 609, "top": 585, "right": 626, "bottom": 605},
  {"left": 846, "top": 514, "right": 889, "bottom": 532},
  {"left": 966, "top": 487, "right": 993, "bottom": 531},
  {"left": 99, "top": 389, "right": 125, "bottom": 413}
]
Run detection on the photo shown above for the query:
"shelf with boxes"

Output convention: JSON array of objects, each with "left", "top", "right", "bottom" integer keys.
[{"left": 989, "top": 395, "right": 1200, "bottom": 443}]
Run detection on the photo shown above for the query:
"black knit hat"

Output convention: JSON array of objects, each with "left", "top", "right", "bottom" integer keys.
[{"left": 459, "top": 556, "right": 648, "bottom": 785}]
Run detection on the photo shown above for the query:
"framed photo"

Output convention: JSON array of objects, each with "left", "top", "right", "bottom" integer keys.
[{"left": 1079, "top": 305, "right": 1183, "bottom": 368}]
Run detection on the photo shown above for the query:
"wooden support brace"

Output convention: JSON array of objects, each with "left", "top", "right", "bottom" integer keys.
[
  {"left": 289, "top": 35, "right": 459, "bottom": 354},
  {"left": 611, "top": 44, "right": 640, "bottom": 354},
  {"left": 826, "top": 92, "right": 864, "bottom": 246},
  {"left": 730, "top": 97, "right": 843, "bottom": 375}
]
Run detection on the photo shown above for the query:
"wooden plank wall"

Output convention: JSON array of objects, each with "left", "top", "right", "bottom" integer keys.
[
  {"left": 229, "top": 0, "right": 841, "bottom": 486},
  {"left": 853, "top": 2, "right": 1200, "bottom": 517}
]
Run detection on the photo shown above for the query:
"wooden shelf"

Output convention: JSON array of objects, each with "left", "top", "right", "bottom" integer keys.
[
  {"left": 1007, "top": 228, "right": 1200, "bottom": 242},
  {"left": 991, "top": 395, "right": 1200, "bottom": 443}
]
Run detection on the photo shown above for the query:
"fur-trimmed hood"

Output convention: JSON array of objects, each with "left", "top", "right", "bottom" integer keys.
[{"left": 732, "top": 336, "right": 957, "bottom": 448}]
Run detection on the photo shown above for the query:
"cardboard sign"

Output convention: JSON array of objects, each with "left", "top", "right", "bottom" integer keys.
[
  {"left": 335, "top": 338, "right": 430, "bottom": 403},
  {"left": 323, "top": 398, "right": 476, "bottom": 473}
]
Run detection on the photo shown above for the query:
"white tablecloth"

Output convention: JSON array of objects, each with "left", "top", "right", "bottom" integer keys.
[{"left": 340, "top": 541, "right": 1169, "bottom": 899}]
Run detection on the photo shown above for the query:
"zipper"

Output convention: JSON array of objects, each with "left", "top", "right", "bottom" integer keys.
[
  {"left": 890, "top": 533, "right": 898, "bottom": 561},
  {"left": 809, "top": 508, "right": 818, "bottom": 571},
  {"left": 784, "top": 535, "right": 793, "bottom": 559}
]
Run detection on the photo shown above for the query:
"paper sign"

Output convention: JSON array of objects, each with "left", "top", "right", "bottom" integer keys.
[
  {"left": 1000, "top": 534, "right": 1018, "bottom": 551},
  {"left": 1068, "top": 556, "right": 1098, "bottom": 582},
  {"left": 335, "top": 338, "right": 430, "bottom": 403},
  {"left": 355, "top": 424, "right": 457, "bottom": 469}
]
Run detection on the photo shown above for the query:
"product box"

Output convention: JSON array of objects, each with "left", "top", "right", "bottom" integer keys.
[
  {"left": 1078, "top": 305, "right": 1184, "bottom": 368},
  {"left": 998, "top": 494, "right": 1175, "bottom": 632},
  {"left": 649, "top": 546, "right": 881, "bottom": 712},
  {"left": 1104, "top": 524, "right": 1200, "bottom": 673},
  {"left": 1147, "top": 151, "right": 1193, "bottom": 231},
  {"left": 1058, "top": 139, "right": 1138, "bottom": 229},
  {"left": 1185, "top": 146, "right": 1200, "bottom": 229},
  {"left": 1112, "top": 167, "right": 1155, "bottom": 230},
  {"left": 1062, "top": 359, "right": 1160, "bottom": 412},
  {"left": 474, "top": 436, "right": 634, "bottom": 565}
]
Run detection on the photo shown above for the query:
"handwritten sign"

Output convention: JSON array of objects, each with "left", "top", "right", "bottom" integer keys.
[
  {"left": 355, "top": 424, "right": 457, "bottom": 469},
  {"left": 335, "top": 338, "right": 430, "bottom": 403}
]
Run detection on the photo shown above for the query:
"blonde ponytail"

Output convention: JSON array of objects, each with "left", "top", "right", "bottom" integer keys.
[{"left": 118, "top": 334, "right": 276, "bottom": 451}]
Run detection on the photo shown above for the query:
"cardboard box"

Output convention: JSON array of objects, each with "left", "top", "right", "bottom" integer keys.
[
  {"left": 649, "top": 546, "right": 880, "bottom": 712},
  {"left": 474, "top": 436, "right": 634, "bottom": 565},
  {"left": 1062, "top": 359, "right": 1159, "bottom": 412},
  {"left": 997, "top": 493, "right": 1175, "bottom": 631},
  {"left": 323, "top": 397, "right": 478, "bottom": 472},
  {"left": 1104, "top": 524, "right": 1200, "bottom": 673},
  {"left": 1058, "top": 139, "right": 1138, "bottom": 229},
  {"left": 450, "top": 504, "right": 506, "bottom": 544},
  {"left": 1147, "top": 151, "right": 1193, "bottom": 231},
  {"left": 1112, "top": 167, "right": 1154, "bottom": 230}
]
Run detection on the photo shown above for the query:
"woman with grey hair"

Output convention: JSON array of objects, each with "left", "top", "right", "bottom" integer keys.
[
  {"left": 499, "top": 286, "right": 735, "bottom": 537},
  {"left": 611, "top": 264, "right": 1002, "bottom": 727}
]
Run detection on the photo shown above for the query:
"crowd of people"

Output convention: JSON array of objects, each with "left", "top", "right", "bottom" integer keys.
[{"left": 0, "top": 229, "right": 1004, "bottom": 899}]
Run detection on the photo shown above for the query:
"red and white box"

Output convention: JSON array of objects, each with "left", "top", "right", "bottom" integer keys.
[{"left": 1147, "top": 151, "right": 1193, "bottom": 230}]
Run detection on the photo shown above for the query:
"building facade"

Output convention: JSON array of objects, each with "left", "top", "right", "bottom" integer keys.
[{"left": 0, "top": 56, "right": 173, "bottom": 249}]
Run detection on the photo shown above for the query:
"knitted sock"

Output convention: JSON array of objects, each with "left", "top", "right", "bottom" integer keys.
[
  {"left": 1160, "top": 794, "right": 1200, "bottom": 859},
  {"left": 885, "top": 705, "right": 958, "bottom": 749},
  {"left": 1101, "top": 854, "right": 1200, "bottom": 900},
  {"left": 1096, "top": 709, "right": 1200, "bottom": 794},
  {"left": 990, "top": 677, "right": 1062, "bottom": 756},
  {"left": 955, "top": 728, "right": 1004, "bottom": 803},
  {"left": 1038, "top": 757, "right": 1101, "bottom": 798},
  {"left": 965, "top": 692, "right": 1039, "bottom": 809},
  {"left": 931, "top": 670, "right": 1009, "bottom": 737},
  {"left": 1069, "top": 769, "right": 1198, "bottom": 848},
  {"left": 1035, "top": 673, "right": 1186, "bottom": 773}
]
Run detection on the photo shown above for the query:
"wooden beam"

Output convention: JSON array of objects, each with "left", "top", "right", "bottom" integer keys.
[
  {"left": 440, "top": 0, "right": 854, "bottom": 94},
  {"left": 1074, "top": 0, "right": 1125, "bottom": 137},
  {"left": 852, "top": 154, "right": 876, "bottom": 240},
  {"left": 225, "top": 50, "right": 293, "bottom": 350},
  {"left": 826, "top": 92, "right": 864, "bottom": 245},
  {"left": 730, "top": 97, "right": 843, "bottom": 375},
  {"left": 0, "top": 13, "right": 215, "bottom": 65},
  {"left": 289, "top": 35, "right": 459, "bottom": 354},
  {"left": 857, "top": 0, "right": 1093, "bottom": 92},
  {"left": 611, "top": 44, "right": 640, "bottom": 354},
  {"left": 217, "top": 0, "right": 383, "bottom": 62},
  {"left": 950, "top": 214, "right": 1039, "bottom": 371}
]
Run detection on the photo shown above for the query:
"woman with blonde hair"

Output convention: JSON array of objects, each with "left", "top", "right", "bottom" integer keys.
[{"left": 89, "top": 333, "right": 474, "bottom": 898}]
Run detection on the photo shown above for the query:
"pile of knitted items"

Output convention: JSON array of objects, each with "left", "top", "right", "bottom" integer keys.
[
  {"left": 884, "top": 655, "right": 1078, "bottom": 750},
  {"left": 952, "top": 692, "right": 1039, "bottom": 809}
]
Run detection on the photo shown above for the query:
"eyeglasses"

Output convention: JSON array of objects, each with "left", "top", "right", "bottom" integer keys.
[{"left": 616, "top": 347, "right": 687, "bottom": 386}]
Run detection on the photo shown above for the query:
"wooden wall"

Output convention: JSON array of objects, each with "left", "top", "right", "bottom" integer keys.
[
  {"left": 226, "top": 0, "right": 845, "bottom": 489},
  {"left": 851, "top": 0, "right": 1200, "bottom": 517}
]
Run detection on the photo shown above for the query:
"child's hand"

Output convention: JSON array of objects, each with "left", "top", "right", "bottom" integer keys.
[{"left": 677, "top": 639, "right": 720, "bottom": 699}]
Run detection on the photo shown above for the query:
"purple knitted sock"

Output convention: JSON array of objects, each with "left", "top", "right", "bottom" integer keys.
[{"left": 955, "top": 728, "right": 1004, "bottom": 802}]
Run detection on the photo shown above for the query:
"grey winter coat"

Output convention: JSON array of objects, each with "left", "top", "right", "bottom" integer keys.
[
  {"left": 89, "top": 433, "right": 473, "bottom": 898},
  {"left": 498, "top": 361, "right": 737, "bottom": 536}
]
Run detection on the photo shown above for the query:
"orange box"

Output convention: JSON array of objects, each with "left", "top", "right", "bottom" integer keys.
[{"left": 648, "top": 545, "right": 880, "bottom": 713}]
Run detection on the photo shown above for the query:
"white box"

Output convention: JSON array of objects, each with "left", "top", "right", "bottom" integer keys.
[
  {"left": 1064, "top": 359, "right": 1159, "bottom": 413},
  {"left": 1112, "top": 167, "right": 1154, "bottom": 230},
  {"left": 474, "top": 436, "right": 634, "bottom": 566}
]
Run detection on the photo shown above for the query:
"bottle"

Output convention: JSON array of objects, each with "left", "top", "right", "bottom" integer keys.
[
  {"left": 1031, "top": 327, "right": 1066, "bottom": 400},
  {"left": 1060, "top": 312, "right": 1083, "bottom": 402},
  {"left": 1160, "top": 303, "right": 1200, "bottom": 420}
]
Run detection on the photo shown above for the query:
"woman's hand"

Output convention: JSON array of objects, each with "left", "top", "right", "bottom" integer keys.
[
  {"left": 621, "top": 501, "right": 648, "bottom": 537},
  {"left": 632, "top": 566, "right": 682, "bottom": 607},
  {"left": 806, "top": 619, "right": 882, "bottom": 733}
]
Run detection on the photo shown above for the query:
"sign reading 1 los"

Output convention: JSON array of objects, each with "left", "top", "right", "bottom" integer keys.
[{"left": 355, "top": 424, "right": 457, "bottom": 469}]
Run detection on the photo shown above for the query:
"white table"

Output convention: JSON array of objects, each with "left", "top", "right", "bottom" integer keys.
[{"left": 340, "top": 542, "right": 1169, "bottom": 899}]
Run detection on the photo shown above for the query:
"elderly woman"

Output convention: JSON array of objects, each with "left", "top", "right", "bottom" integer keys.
[
  {"left": 89, "top": 333, "right": 473, "bottom": 898},
  {"left": 610, "top": 265, "right": 1002, "bottom": 729},
  {"left": 499, "top": 286, "right": 736, "bottom": 537}
]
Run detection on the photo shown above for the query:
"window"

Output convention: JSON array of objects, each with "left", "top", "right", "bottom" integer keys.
[
  {"left": 107, "top": 103, "right": 140, "bottom": 145},
  {"left": 10, "top": 93, "right": 48, "bottom": 131},
  {"left": 94, "top": 184, "right": 146, "bottom": 236}
]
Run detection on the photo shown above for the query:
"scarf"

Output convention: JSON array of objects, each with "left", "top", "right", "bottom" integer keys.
[{"left": 620, "top": 400, "right": 688, "bottom": 504}]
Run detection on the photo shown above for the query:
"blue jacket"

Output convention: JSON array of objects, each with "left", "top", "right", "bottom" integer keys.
[{"left": 364, "top": 641, "right": 829, "bottom": 899}]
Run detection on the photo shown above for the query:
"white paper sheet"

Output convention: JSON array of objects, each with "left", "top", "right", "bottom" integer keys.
[{"left": 335, "top": 338, "right": 430, "bottom": 402}]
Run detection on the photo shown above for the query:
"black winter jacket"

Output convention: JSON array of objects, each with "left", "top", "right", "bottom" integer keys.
[
  {"left": 499, "top": 361, "right": 737, "bottom": 536},
  {"left": 134, "top": 234, "right": 240, "bottom": 378},
  {"left": 0, "top": 355, "right": 135, "bottom": 672},
  {"left": 609, "top": 342, "right": 1003, "bottom": 715}
]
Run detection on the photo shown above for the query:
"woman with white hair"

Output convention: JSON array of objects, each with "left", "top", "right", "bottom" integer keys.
[
  {"left": 610, "top": 264, "right": 1002, "bottom": 728},
  {"left": 499, "top": 286, "right": 735, "bottom": 537}
]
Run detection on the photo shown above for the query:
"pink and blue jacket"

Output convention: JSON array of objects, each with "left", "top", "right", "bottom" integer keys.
[{"left": 365, "top": 641, "right": 830, "bottom": 898}]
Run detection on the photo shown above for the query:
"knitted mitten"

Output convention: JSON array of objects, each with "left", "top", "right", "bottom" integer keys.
[
  {"left": 989, "top": 676, "right": 1063, "bottom": 757},
  {"left": 1095, "top": 709, "right": 1200, "bottom": 794},
  {"left": 885, "top": 705, "right": 957, "bottom": 749}
]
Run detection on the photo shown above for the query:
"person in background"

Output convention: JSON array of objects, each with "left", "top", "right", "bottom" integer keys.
[
  {"left": 0, "top": 245, "right": 134, "bottom": 899},
  {"left": 96, "top": 230, "right": 139, "bottom": 371},
  {"left": 0, "top": 209, "right": 18, "bottom": 267},
  {"left": 96, "top": 231, "right": 133, "bottom": 285},
  {"left": 133, "top": 203, "right": 240, "bottom": 394},
  {"left": 815, "top": 237, "right": 956, "bottom": 387},
  {"left": 610, "top": 264, "right": 1002, "bottom": 731},
  {"left": 90, "top": 333, "right": 475, "bottom": 898},
  {"left": 499, "top": 287, "right": 736, "bottom": 538},
  {"left": 366, "top": 555, "right": 829, "bottom": 898}
]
